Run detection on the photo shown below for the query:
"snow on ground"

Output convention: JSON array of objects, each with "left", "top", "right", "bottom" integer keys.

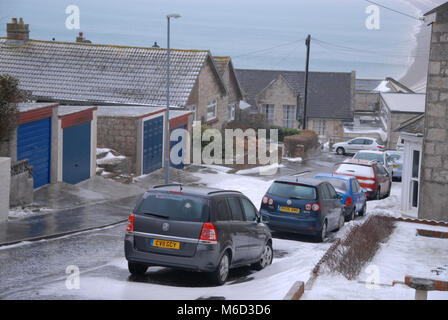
[
  {"left": 366, "top": 181, "right": 402, "bottom": 218},
  {"left": 192, "top": 165, "right": 274, "bottom": 206},
  {"left": 283, "top": 157, "right": 302, "bottom": 163},
  {"left": 96, "top": 151, "right": 126, "bottom": 165},
  {"left": 36, "top": 238, "right": 331, "bottom": 300},
  {"left": 8, "top": 206, "right": 53, "bottom": 220},
  {"left": 235, "top": 163, "right": 284, "bottom": 176},
  {"left": 303, "top": 207, "right": 448, "bottom": 300}
]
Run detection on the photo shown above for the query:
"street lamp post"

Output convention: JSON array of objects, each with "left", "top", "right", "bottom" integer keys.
[{"left": 165, "top": 13, "right": 181, "bottom": 184}]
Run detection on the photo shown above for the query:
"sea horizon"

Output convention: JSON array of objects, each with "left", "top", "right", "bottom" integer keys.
[{"left": 0, "top": 0, "right": 445, "bottom": 81}]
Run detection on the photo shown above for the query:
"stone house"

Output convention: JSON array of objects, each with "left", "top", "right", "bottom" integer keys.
[
  {"left": 419, "top": 3, "right": 448, "bottom": 222},
  {"left": 379, "top": 93, "right": 426, "bottom": 149},
  {"left": 235, "top": 69, "right": 355, "bottom": 141},
  {"left": 0, "top": 19, "right": 228, "bottom": 130},
  {"left": 212, "top": 56, "right": 243, "bottom": 124}
]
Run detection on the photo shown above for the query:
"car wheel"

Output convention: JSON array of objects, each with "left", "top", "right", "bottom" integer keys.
[
  {"left": 359, "top": 203, "right": 366, "bottom": 216},
  {"left": 336, "top": 213, "right": 345, "bottom": 231},
  {"left": 349, "top": 208, "right": 355, "bottom": 221},
  {"left": 315, "top": 220, "right": 327, "bottom": 243},
  {"left": 336, "top": 147, "right": 345, "bottom": 155},
  {"left": 252, "top": 241, "right": 273, "bottom": 271},
  {"left": 128, "top": 262, "right": 148, "bottom": 276},
  {"left": 210, "top": 252, "right": 230, "bottom": 285}
]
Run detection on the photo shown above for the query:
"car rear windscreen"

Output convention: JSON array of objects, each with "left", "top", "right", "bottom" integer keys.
[
  {"left": 319, "top": 179, "right": 348, "bottom": 194},
  {"left": 268, "top": 182, "right": 317, "bottom": 200},
  {"left": 135, "top": 192, "right": 208, "bottom": 222},
  {"left": 354, "top": 152, "right": 383, "bottom": 163},
  {"left": 336, "top": 164, "right": 374, "bottom": 178}
]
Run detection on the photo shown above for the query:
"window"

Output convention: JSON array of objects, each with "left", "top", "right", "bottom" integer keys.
[
  {"left": 207, "top": 99, "right": 217, "bottom": 121},
  {"left": 227, "top": 104, "right": 235, "bottom": 121},
  {"left": 412, "top": 150, "right": 420, "bottom": 179},
  {"left": 268, "top": 182, "right": 317, "bottom": 200},
  {"left": 241, "top": 198, "right": 257, "bottom": 222},
  {"left": 375, "top": 164, "right": 387, "bottom": 176},
  {"left": 262, "top": 104, "right": 275, "bottom": 124},
  {"left": 364, "top": 139, "right": 373, "bottom": 145},
  {"left": 216, "top": 199, "right": 231, "bottom": 221},
  {"left": 227, "top": 197, "right": 244, "bottom": 221},
  {"left": 282, "top": 105, "right": 295, "bottom": 128},
  {"left": 350, "top": 139, "right": 364, "bottom": 145},
  {"left": 351, "top": 179, "right": 360, "bottom": 193},
  {"left": 320, "top": 184, "right": 331, "bottom": 200},
  {"left": 312, "top": 120, "right": 326, "bottom": 136},
  {"left": 327, "top": 184, "right": 338, "bottom": 199}
]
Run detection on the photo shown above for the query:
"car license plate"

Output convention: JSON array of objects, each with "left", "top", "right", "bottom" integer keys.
[
  {"left": 150, "top": 239, "right": 180, "bottom": 250},
  {"left": 393, "top": 165, "right": 398, "bottom": 168},
  {"left": 278, "top": 206, "right": 300, "bottom": 214}
]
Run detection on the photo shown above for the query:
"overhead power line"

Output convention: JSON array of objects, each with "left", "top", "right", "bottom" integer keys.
[
  {"left": 363, "top": 0, "right": 424, "bottom": 21},
  {"left": 232, "top": 39, "right": 305, "bottom": 59}
]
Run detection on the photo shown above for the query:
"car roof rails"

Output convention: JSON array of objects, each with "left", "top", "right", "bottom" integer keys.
[
  {"left": 207, "top": 190, "right": 242, "bottom": 195},
  {"left": 152, "top": 183, "right": 183, "bottom": 190}
]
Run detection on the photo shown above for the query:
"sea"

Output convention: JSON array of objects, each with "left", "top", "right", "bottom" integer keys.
[{"left": 0, "top": 0, "right": 443, "bottom": 79}]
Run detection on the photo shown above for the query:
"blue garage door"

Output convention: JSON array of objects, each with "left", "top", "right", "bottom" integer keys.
[
  {"left": 143, "top": 116, "right": 163, "bottom": 174},
  {"left": 17, "top": 117, "right": 52, "bottom": 189},
  {"left": 63, "top": 122, "right": 91, "bottom": 184},
  {"left": 170, "top": 124, "right": 186, "bottom": 169}
]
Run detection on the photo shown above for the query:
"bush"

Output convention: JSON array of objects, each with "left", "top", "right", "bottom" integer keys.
[
  {"left": 0, "top": 74, "right": 22, "bottom": 141},
  {"left": 315, "top": 215, "right": 395, "bottom": 280},
  {"left": 283, "top": 130, "right": 319, "bottom": 157}
]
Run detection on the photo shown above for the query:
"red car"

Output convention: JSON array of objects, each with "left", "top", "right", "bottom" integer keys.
[{"left": 334, "top": 159, "right": 392, "bottom": 200}]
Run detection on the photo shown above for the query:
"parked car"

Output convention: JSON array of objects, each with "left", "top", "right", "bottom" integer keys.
[
  {"left": 386, "top": 150, "right": 403, "bottom": 181},
  {"left": 260, "top": 177, "right": 345, "bottom": 242},
  {"left": 353, "top": 150, "right": 393, "bottom": 174},
  {"left": 334, "top": 159, "right": 392, "bottom": 200},
  {"left": 124, "top": 184, "right": 273, "bottom": 285},
  {"left": 333, "top": 137, "right": 385, "bottom": 155},
  {"left": 314, "top": 173, "right": 367, "bottom": 221}
]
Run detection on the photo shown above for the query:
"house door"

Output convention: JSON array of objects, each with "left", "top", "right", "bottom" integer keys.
[
  {"left": 17, "top": 117, "right": 52, "bottom": 188},
  {"left": 63, "top": 122, "right": 91, "bottom": 184},
  {"left": 143, "top": 116, "right": 163, "bottom": 174}
]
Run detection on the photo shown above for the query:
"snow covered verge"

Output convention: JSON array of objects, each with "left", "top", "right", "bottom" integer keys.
[
  {"left": 8, "top": 206, "right": 53, "bottom": 220},
  {"left": 303, "top": 220, "right": 448, "bottom": 300}
]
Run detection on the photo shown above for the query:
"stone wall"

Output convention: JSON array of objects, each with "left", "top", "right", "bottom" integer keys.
[
  {"left": 355, "top": 92, "right": 379, "bottom": 112},
  {"left": 419, "top": 6, "right": 448, "bottom": 222},
  {"left": 257, "top": 76, "right": 299, "bottom": 129},
  {"left": 97, "top": 117, "right": 138, "bottom": 172},
  {"left": 307, "top": 118, "right": 344, "bottom": 142}
]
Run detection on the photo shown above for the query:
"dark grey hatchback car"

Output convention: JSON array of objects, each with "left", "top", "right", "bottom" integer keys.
[{"left": 124, "top": 184, "right": 273, "bottom": 285}]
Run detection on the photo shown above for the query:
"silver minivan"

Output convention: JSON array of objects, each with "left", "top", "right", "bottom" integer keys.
[{"left": 124, "top": 184, "right": 273, "bottom": 285}]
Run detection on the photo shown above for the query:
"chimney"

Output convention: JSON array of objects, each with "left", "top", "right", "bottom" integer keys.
[
  {"left": 76, "top": 32, "right": 91, "bottom": 43},
  {"left": 7, "top": 17, "right": 29, "bottom": 40}
]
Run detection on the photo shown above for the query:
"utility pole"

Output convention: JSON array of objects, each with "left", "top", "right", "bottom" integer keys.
[{"left": 302, "top": 34, "right": 311, "bottom": 130}]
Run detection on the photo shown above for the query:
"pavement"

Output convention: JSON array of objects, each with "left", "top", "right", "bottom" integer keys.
[{"left": 0, "top": 167, "right": 200, "bottom": 247}]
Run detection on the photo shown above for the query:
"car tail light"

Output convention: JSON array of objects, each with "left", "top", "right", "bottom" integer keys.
[
  {"left": 126, "top": 213, "right": 135, "bottom": 232},
  {"left": 262, "top": 196, "right": 274, "bottom": 206},
  {"left": 305, "top": 203, "right": 321, "bottom": 212},
  {"left": 378, "top": 145, "right": 384, "bottom": 149},
  {"left": 199, "top": 223, "right": 217, "bottom": 242},
  {"left": 345, "top": 196, "right": 353, "bottom": 206}
]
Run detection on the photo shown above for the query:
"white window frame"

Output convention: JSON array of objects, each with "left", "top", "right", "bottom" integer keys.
[
  {"left": 313, "top": 119, "right": 326, "bottom": 136},
  {"left": 282, "top": 105, "right": 295, "bottom": 128},
  {"left": 207, "top": 98, "right": 217, "bottom": 121},
  {"left": 262, "top": 104, "right": 275, "bottom": 124},
  {"left": 227, "top": 103, "right": 235, "bottom": 121}
]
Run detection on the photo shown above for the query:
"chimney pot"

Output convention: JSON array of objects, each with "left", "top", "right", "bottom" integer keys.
[{"left": 7, "top": 17, "right": 29, "bottom": 40}]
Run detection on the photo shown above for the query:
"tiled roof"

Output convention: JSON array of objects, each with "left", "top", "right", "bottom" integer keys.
[
  {"left": 0, "top": 39, "right": 210, "bottom": 107},
  {"left": 395, "top": 114, "right": 425, "bottom": 134},
  {"left": 235, "top": 69, "right": 353, "bottom": 120}
]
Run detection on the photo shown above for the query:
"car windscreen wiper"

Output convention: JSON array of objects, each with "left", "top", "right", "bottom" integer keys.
[{"left": 141, "top": 212, "right": 169, "bottom": 219}]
